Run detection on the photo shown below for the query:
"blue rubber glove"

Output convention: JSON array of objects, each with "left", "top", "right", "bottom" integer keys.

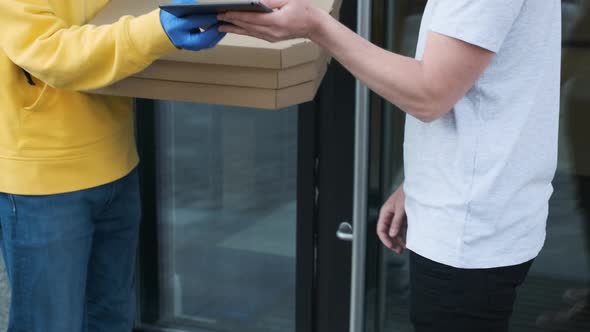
[{"left": 160, "top": 0, "right": 226, "bottom": 51}]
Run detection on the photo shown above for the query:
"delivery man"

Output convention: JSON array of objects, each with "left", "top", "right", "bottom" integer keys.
[
  {"left": 218, "top": 0, "right": 562, "bottom": 331},
  {"left": 0, "top": 0, "right": 224, "bottom": 331}
]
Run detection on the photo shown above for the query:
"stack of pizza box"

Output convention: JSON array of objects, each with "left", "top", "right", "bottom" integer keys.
[{"left": 90, "top": 0, "right": 342, "bottom": 109}]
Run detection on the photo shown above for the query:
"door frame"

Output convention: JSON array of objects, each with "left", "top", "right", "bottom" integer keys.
[{"left": 313, "top": 0, "right": 410, "bottom": 331}]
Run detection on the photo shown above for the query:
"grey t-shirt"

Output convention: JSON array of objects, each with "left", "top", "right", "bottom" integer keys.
[{"left": 404, "top": 0, "right": 562, "bottom": 268}]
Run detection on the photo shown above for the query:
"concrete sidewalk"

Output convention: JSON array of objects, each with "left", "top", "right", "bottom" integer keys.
[{"left": 0, "top": 257, "right": 9, "bottom": 331}]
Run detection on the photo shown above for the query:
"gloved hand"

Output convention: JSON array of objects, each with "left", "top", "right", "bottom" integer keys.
[{"left": 160, "top": 0, "right": 226, "bottom": 51}]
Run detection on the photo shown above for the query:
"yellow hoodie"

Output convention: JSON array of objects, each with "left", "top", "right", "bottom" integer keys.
[{"left": 0, "top": 0, "right": 177, "bottom": 195}]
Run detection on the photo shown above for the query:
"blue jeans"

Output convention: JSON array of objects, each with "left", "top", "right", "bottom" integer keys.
[{"left": 0, "top": 169, "right": 141, "bottom": 332}]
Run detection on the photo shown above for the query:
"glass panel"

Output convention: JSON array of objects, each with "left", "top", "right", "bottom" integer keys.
[
  {"left": 525, "top": 1, "right": 590, "bottom": 331},
  {"left": 377, "top": 1, "right": 590, "bottom": 332},
  {"left": 377, "top": 2, "right": 426, "bottom": 331},
  {"left": 151, "top": 102, "right": 297, "bottom": 332}
]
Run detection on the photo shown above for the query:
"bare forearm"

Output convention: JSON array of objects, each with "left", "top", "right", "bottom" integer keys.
[
  {"left": 308, "top": 9, "right": 439, "bottom": 121},
  {"left": 218, "top": 0, "right": 493, "bottom": 112}
]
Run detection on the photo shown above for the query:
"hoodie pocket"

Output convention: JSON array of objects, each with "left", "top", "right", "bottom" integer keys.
[{"left": 22, "top": 81, "right": 57, "bottom": 113}]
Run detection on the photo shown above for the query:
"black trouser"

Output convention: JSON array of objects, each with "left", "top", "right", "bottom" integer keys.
[{"left": 409, "top": 251, "right": 533, "bottom": 332}]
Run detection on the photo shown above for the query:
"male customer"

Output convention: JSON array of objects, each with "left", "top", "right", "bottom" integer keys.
[
  {"left": 218, "top": 0, "right": 562, "bottom": 331},
  {"left": 0, "top": 0, "right": 224, "bottom": 331}
]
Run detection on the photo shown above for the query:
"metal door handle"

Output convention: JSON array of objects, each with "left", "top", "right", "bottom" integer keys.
[
  {"left": 350, "top": 0, "right": 372, "bottom": 330},
  {"left": 337, "top": 222, "right": 354, "bottom": 242}
]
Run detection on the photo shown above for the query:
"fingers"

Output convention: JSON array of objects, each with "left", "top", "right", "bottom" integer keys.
[
  {"left": 205, "top": 25, "right": 227, "bottom": 48},
  {"left": 174, "top": 14, "right": 218, "bottom": 32},
  {"left": 389, "top": 215, "right": 401, "bottom": 238},
  {"left": 218, "top": 24, "right": 276, "bottom": 42},
  {"left": 377, "top": 206, "right": 394, "bottom": 234},
  {"left": 377, "top": 230, "right": 394, "bottom": 250},
  {"left": 378, "top": 220, "right": 406, "bottom": 254},
  {"left": 193, "top": 24, "right": 226, "bottom": 49},
  {"left": 377, "top": 195, "right": 408, "bottom": 254},
  {"left": 260, "top": 0, "right": 289, "bottom": 9},
  {"left": 389, "top": 207, "right": 406, "bottom": 237},
  {"left": 218, "top": 24, "right": 247, "bottom": 35},
  {"left": 377, "top": 206, "right": 394, "bottom": 249},
  {"left": 219, "top": 20, "right": 281, "bottom": 42},
  {"left": 390, "top": 206, "right": 407, "bottom": 248},
  {"left": 390, "top": 238, "right": 405, "bottom": 254},
  {"left": 218, "top": 11, "right": 274, "bottom": 26}
]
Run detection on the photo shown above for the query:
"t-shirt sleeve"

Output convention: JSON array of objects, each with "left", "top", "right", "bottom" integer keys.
[{"left": 428, "top": 0, "right": 526, "bottom": 53}]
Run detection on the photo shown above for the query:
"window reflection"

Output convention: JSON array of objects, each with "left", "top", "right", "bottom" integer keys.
[{"left": 533, "top": 1, "right": 590, "bottom": 329}]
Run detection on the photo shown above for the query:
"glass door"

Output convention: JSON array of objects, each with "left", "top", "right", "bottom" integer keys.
[
  {"left": 332, "top": 1, "right": 427, "bottom": 331},
  {"left": 133, "top": 100, "right": 317, "bottom": 332},
  {"left": 366, "top": 2, "right": 426, "bottom": 331},
  {"left": 364, "top": 1, "right": 590, "bottom": 332},
  {"left": 131, "top": 1, "right": 363, "bottom": 330}
]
